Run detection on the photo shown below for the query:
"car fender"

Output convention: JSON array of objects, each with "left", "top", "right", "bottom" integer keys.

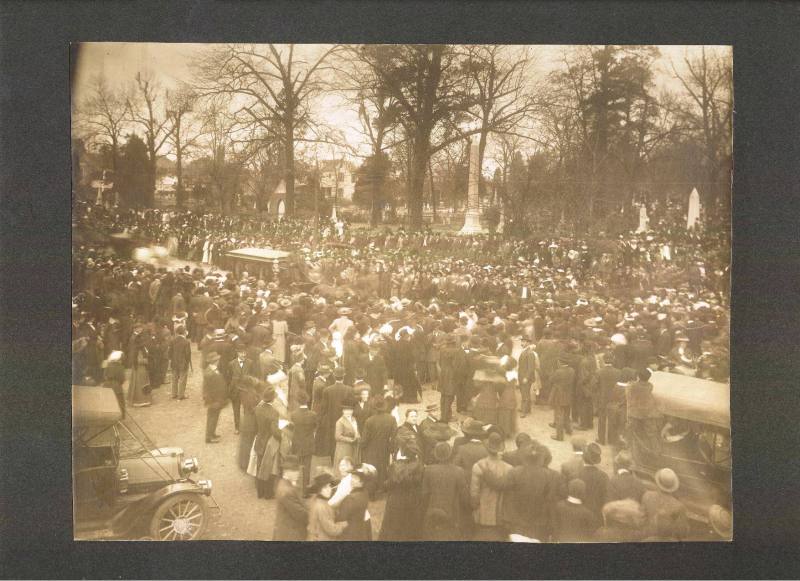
[{"left": 111, "top": 482, "right": 204, "bottom": 536}]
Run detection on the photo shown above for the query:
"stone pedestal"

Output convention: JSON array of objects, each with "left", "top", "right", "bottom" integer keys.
[{"left": 459, "top": 137, "right": 487, "bottom": 235}]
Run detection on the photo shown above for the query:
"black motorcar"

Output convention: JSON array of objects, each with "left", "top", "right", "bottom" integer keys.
[{"left": 73, "top": 386, "right": 213, "bottom": 540}]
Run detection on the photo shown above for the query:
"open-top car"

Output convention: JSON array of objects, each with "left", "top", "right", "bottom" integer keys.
[
  {"left": 630, "top": 372, "right": 731, "bottom": 524},
  {"left": 73, "top": 385, "right": 214, "bottom": 540}
]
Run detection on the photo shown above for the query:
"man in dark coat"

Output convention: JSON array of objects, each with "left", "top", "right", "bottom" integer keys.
[
  {"left": 290, "top": 391, "right": 318, "bottom": 497},
  {"left": 364, "top": 343, "right": 389, "bottom": 397},
  {"left": 577, "top": 442, "right": 609, "bottom": 520},
  {"left": 437, "top": 335, "right": 463, "bottom": 422},
  {"left": 494, "top": 446, "right": 556, "bottom": 541},
  {"left": 273, "top": 456, "right": 309, "bottom": 540},
  {"left": 169, "top": 325, "right": 192, "bottom": 400},
  {"left": 360, "top": 397, "right": 397, "bottom": 497},
  {"left": 228, "top": 346, "right": 258, "bottom": 434},
  {"left": 607, "top": 450, "right": 647, "bottom": 502},
  {"left": 549, "top": 356, "right": 576, "bottom": 441},
  {"left": 419, "top": 404, "right": 456, "bottom": 465},
  {"left": 452, "top": 419, "right": 489, "bottom": 479},
  {"left": 396, "top": 409, "right": 423, "bottom": 456},
  {"left": 394, "top": 330, "right": 421, "bottom": 402},
  {"left": 551, "top": 479, "right": 599, "bottom": 542},
  {"left": 315, "top": 367, "right": 353, "bottom": 460},
  {"left": 202, "top": 353, "right": 228, "bottom": 443},
  {"left": 502, "top": 433, "right": 533, "bottom": 467},
  {"left": 595, "top": 352, "right": 622, "bottom": 445},
  {"left": 421, "top": 443, "right": 471, "bottom": 540}
]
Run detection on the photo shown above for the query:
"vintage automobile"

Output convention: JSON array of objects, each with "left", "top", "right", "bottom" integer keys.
[
  {"left": 73, "top": 385, "right": 213, "bottom": 540},
  {"left": 630, "top": 371, "right": 731, "bottom": 523}
]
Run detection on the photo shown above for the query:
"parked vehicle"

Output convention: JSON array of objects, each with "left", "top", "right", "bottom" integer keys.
[
  {"left": 630, "top": 371, "right": 731, "bottom": 523},
  {"left": 73, "top": 386, "right": 214, "bottom": 540}
]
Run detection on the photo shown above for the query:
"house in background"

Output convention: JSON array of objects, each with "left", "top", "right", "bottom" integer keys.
[{"left": 319, "top": 159, "right": 355, "bottom": 203}]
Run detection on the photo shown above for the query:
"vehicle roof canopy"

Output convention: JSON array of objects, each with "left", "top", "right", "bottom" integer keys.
[
  {"left": 73, "top": 385, "right": 122, "bottom": 428},
  {"left": 651, "top": 371, "right": 730, "bottom": 430},
  {"left": 226, "top": 247, "right": 291, "bottom": 263}
]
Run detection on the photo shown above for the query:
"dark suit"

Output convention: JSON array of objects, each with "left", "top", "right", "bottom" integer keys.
[
  {"left": 452, "top": 440, "right": 489, "bottom": 480},
  {"left": 202, "top": 366, "right": 228, "bottom": 441},
  {"left": 273, "top": 479, "right": 309, "bottom": 541},
  {"left": 315, "top": 381, "right": 353, "bottom": 459},
  {"left": 336, "top": 488, "right": 373, "bottom": 540},
  {"left": 438, "top": 346, "right": 465, "bottom": 421},
  {"left": 596, "top": 364, "right": 622, "bottom": 444},
  {"left": 578, "top": 464, "right": 610, "bottom": 519},
  {"left": 169, "top": 334, "right": 191, "bottom": 398},
  {"left": 421, "top": 463, "right": 471, "bottom": 539},
  {"left": 290, "top": 406, "right": 318, "bottom": 493},
  {"left": 499, "top": 464, "right": 556, "bottom": 540},
  {"left": 353, "top": 400, "right": 373, "bottom": 432},
  {"left": 228, "top": 358, "right": 257, "bottom": 431},
  {"left": 361, "top": 412, "right": 397, "bottom": 492},
  {"left": 549, "top": 363, "right": 575, "bottom": 440},
  {"left": 364, "top": 353, "right": 388, "bottom": 396}
]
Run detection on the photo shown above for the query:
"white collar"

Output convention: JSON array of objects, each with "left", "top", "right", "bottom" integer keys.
[
  {"left": 299, "top": 405, "right": 309, "bottom": 409},
  {"left": 566, "top": 496, "right": 583, "bottom": 505},
  {"left": 574, "top": 451, "right": 583, "bottom": 456},
  {"left": 617, "top": 468, "right": 630, "bottom": 475}
]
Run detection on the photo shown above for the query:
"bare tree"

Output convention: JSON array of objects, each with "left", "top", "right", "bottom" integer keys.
[
  {"left": 166, "top": 85, "right": 201, "bottom": 208},
  {"left": 75, "top": 74, "right": 127, "bottom": 175},
  {"left": 126, "top": 71, "right": 173, "bottom": 206},
  {"left": 357, "top": 44, "right": 483, "bottom": 230},
  {"left": 460, "top": 45, "right": 539, "bottom": 196},
  {"left": 195, "top": 43, "right": 342, "bottom": 217},
  {"left": 672, "top": 47, "right": 733, "bottom": 210}
]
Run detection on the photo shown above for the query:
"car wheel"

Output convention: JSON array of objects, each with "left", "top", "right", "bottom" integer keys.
[{"left": 149, "top": 493, "right": 208, "bottom": 541}]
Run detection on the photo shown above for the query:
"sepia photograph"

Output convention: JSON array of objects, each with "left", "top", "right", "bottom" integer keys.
[{"left": 70, "top": 42, "right": 732, "bottom": 542}]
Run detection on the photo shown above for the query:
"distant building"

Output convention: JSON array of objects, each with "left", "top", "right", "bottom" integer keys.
[{"left": 319, "top": 159, "right": 355, "bottom": 202}]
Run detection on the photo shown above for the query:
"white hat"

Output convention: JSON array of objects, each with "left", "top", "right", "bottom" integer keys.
[
  {"left": 611, "top": 333, "right": 628, "bottom": 346},
  {"left": 107, "top": 351, "right": 123, "bottom": 363}
]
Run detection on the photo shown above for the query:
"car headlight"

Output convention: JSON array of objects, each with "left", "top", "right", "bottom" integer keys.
[
  {"left": 197, "top": 479, "right": 213, "bottom": 496},
  {"left": 118, "top": 468, "right": 129, "bottom": 494},
  {"left": 181, "top": 457, "right": 200, "bottom": 475}
]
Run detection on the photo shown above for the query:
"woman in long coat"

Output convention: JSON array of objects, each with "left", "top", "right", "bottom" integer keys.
[
  {"left": 497, "top": 357, "right": 519, "bottom": 439},
  {"left": 332, "top": 405, "right": 360, "bottom": 476},
  {"left": 272, "top": 311, "right": 289, "bottom": 366},
  {"left": 471, "top": 380, "right": 499, "bottom": 426},
  {"left": 254, "top": 388, "right": 282, "bottom": 499},
  {"left": 127, "top": 331, "right": 152, "bottom": 408},
  {"left": 378, "top": 444, "right": 424, "bottom": 541},
  {"left": 341, "top": 327, "right": 363, "bottom": 386}
]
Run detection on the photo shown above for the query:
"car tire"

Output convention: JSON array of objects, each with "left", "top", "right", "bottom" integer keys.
[{"left": 149, "top": 493, "right": 208, "bottom": 541}]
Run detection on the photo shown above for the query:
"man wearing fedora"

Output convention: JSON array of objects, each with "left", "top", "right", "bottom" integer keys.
[
  {"left": 641, "top": 468, "right": 689, "bottom": 537},
  {"left": 203, "top": 352, "right": 228, "bottom": 443},
  {"left": 289, "top": 391, "right": 317, "bottom": 496},
  {"left": 452, "top": 419, "right": 489, "bottom": 481},
  {"left": 607, "top": 450, "right": 647, "bottom": 503}
]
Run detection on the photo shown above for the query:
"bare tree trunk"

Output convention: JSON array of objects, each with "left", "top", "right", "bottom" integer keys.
[{"left": 284, "top": 125, "right": 295, "bottom": 217}]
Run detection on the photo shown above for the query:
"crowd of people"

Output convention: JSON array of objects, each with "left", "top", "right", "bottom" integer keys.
[{"left": 72, "top": 198, "right": 732, "bottom": 541}]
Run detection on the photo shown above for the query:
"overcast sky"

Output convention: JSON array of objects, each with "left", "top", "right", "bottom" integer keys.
[{"left": 72, "top": 43, "right": 731, "bottom": 166}]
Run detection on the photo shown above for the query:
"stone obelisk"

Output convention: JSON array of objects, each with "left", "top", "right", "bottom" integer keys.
[{"left": 459, "top": 137, "right": 486, "bottom": 235}]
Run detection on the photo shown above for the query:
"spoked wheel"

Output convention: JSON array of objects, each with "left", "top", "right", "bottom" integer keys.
[{"left": 149, "top": 493, "right": 208, "bottom": 541}]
